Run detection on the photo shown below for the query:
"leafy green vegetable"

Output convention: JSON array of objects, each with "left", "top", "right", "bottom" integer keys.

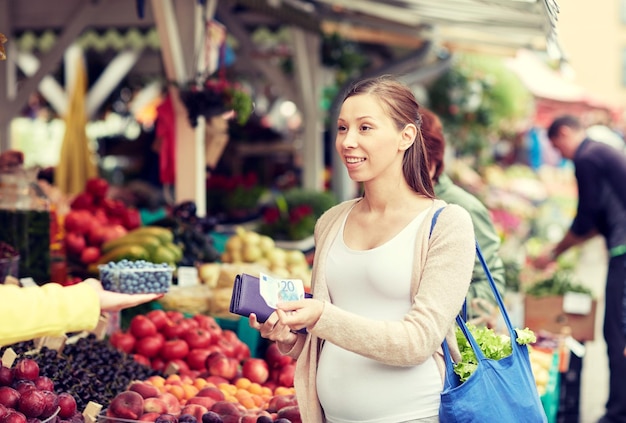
[
  {"left": 525, "top": 270, "right": 593, "bottom": 297},
  {"left": 454, "top": 324, "right": 536, "bottom": 382}
]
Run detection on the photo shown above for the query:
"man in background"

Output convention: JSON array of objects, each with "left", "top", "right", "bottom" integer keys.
[{"left": 535, "top": 114, "right": 626, "bottom": 423}]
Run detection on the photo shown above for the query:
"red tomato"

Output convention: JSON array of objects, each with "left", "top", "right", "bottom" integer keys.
[
  {"left": 161, "top": 339, "right": 190, "bottom": 361},
  {"left": 64, "top": 210, "right": 93, "bottom": 235},
  {"left": 132, "top": 354, "right": 151, "bottom": 367},
  {"left": 80, "top": 246, "right": 101, "bottom": 264},
  {"left": 193, "top": 315, "right": 223, "bottom": 338},
  {"left": 183, "top": 329, "right": 212, "bottom": 350},
  {"left": 162, "top": 320, "right": 188, "bottom": 340},
  {"left": 122, "top": 208, "right": 142, "bottom": 231},
  {"left": 186, "top": 348, "right": 212, "bottom": 371},
  {"left": 129, "top": 315, "right": 157, "bottom": 339},
  {"left": 85, "top": 177, "right": 109, "bottom": 199},
  {"left": 135, "top": 334, "right": 165, "bottom": 358},
  {"left": 165, "top": 310, "right": 185, "bottom": 323},
  {"left": 65, "top": 232, "right": 86, "bottom": 257},
  {"left": 146, "top": 309, "right": 170, "bottom": 330},
  {"left": 109, "top": 331, "right": 136, "bottom": 354}
]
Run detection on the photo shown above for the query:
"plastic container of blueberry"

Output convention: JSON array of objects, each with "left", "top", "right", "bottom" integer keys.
[{"left": 99, "top": 260, "right": 173, "bottom": 294}]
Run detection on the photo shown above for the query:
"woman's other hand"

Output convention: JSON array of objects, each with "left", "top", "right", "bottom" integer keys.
[{"left": 249, "top": 311, "right": 299, "bottom": 344}]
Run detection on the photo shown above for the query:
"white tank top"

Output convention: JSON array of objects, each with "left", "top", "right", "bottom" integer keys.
[{"left": 317, "top": 208, "right": 442, "bottom": 422}]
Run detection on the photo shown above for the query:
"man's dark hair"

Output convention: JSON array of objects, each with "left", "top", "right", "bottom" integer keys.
[{"left": 547, "top": 115, "right": 582, "bottom": 139}]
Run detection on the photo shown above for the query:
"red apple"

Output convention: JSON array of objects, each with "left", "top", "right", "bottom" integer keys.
[
  {"left": 128, "top": 381, "right": 160, "bottom": 399},
  {"left": 56, "top": 393, "right": 77, "bottom": 419},
  {"left": 17, "top": 389, "right": 45, "bottom": 418},
  {"left": 0, "top": 386, "right": 21, "bottom": 408},
  {"left": 241, "top": 358, "right": 269, "bottom": 385},
  {"left": 108, "top": 391, "right": 144, "bottom": 420}
]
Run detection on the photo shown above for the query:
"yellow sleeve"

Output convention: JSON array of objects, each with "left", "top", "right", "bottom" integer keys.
[{"left": 0, "top": 283, "right": 100, "bottom": 347}]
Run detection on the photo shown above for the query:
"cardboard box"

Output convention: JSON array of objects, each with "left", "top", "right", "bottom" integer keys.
[{"left": 523, "top": 295, "right": 596, "bottom": 342}]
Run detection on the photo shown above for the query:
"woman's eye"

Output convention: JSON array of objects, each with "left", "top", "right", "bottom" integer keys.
[
  {"left": 337, "top": 125, "right": 347, "bottom": 132},
  {"left": 360, "top": 125, "right": 372, "bottom": 131}
]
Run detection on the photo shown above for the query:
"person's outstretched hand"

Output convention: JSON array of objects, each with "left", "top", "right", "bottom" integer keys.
[{"left": 84, "top": 279, "right": 164, "bottom": 312}]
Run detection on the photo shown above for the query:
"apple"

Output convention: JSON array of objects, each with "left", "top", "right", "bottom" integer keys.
[
  {"left": 64, "top": 210, "right": 93, "bottom": 234},
  {"left": 0, "top": 386, "right": 21, "bottom": 408},
  {"left": 3, "top": 410, "right": 27, "bottom": 423},
  {"left": 39, "top": 391, "right": 59, "bottom": 419},
  {"left": 0, "top": 366, "right": 13, "bottom": 387},
  {"left": 128, "top": 381, "right": 160, "bottom": 399},
  {"left": 108, "top": 391, "right": 144, "bottom": 420},
  {"left": 13, "top": 359, "right": 39, "bottom": 382},
  {"left": 86, "top": 224, "right": 107, "bottom": 247},
  {"left": 241, "top": 358, "right": 269, "bottom": 385},
  {"left": 33, "top": 377, "right": 54, "bottom": 392},
  {"left": 109, "top": 331, "right": 136, "bottom": 354},
  {"left": 156, "top": 392, "right": 180, "bottom": 416},
  {"left": 56, "top": 393, "right": 77, "bottom": 419},
  {"left": 135, "top": 334, "right": 165, "bottom": 359},
  {"left": 205, "top": 352, "right": 238, "bottom": 381},
  {"left": 138, "top": 412, "right": 160, "bottom": 422},
  {"left": 142, "top": 397, "right": 168, "bottom": 414},
  {"left": 17, "top": 389, "right": 46, "bottom": 418},
  {"left": 130, "top": 315, "right": 158, "bottom": 339}
]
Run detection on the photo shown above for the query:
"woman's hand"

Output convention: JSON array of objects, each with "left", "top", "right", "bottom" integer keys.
[
  {"left": 276, "top": 298, "right": 324, "bottom": 332},
  {"left": 249, "top": 311, "right": 298, "bottom": 344},
  {"left": 85, "top": 279, "right": 164, "bottom": 312}
]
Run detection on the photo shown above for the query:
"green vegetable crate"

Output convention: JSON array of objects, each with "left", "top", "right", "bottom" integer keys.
[{"left": 540, "top": 350, "right": 561, "bottom": 423}]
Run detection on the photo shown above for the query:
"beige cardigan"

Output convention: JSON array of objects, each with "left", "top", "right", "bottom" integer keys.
[{"left": 278, "top": 198, "right": 476, "bottom": 422}]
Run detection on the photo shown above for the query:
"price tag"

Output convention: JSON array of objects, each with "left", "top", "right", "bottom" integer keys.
[
  {"left": 177, "top": 266, "right": 199, "bottom": 287},
  {"left": 4, "top": 276, "right": 19, "bottom": 285},
  {"left": 82, "top": 401, "right": 103, "bottom": 423},
  {"left": 565, "top": 336, "right": 586, "bottom": 358},
  {"left": 92, "top": 314, "right": 109, "bottom": 340},
  {"left": 562, "top": 292, "right": 593, "bottom": 315},
  {"left": 1, "top": 348, "right": 17, "bottom": 368},
  {"left": 19, "top": 277, "right": 37, "bottom": 287}
]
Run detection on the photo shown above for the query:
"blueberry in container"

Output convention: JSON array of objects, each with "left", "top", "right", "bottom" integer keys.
[{"left": 99, "top": 259, "right": 172, "bottom": 294}]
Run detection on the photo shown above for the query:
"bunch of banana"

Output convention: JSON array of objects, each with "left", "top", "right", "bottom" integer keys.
[{"left": 87, "top": 226, "right": 183, "bottom": 273}]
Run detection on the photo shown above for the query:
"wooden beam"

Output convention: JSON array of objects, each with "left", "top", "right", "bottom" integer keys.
[
  {"left": 15, "top": 51, "right": 67, "bottom": 115},
  {"left": 4, "top": 0, "right": 105, "bottom": 121},
  {"left": 151, "top": 0, "right": 188, "bottom": 84},
  {"left": 321, "top": 21, "right": 425, "bottom": 49},
  {"left": 86, "top": 49, "right": 144, "bottom": 118},
  {"left": 216, "top": 2, "right": 297, "bottom": 102}
]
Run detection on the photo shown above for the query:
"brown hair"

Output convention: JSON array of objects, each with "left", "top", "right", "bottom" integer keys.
[
  {"left": 342, "top": 76, "right": 435, "bottom": 198},
  {"left": 547, "top": 114, "right": 582, "bottom": 139},
  {"left": 419, "top": 108, "right": 446, "bottom": 182}
]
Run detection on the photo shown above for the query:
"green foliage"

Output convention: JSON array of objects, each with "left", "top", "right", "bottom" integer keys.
[
  {"left": 455, "top": 324, "right": 536, "bottom": 382},
  {"left": 426, "top": 53, "right": 533, "bottom": 158},
  {"left": 525, "top": 270, "right": 593, "bottom": 298}
]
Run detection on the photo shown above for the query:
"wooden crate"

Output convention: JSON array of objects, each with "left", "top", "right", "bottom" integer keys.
[{"left": 523, "top": 295, "right": 596, "bottom": 342}]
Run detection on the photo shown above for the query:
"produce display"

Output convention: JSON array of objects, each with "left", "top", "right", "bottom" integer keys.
[
  {"left": 100, "top": 260, "right": 173, "bottom": 294},
  {"left": 0, "top": 357, "right": 83, "bottom": 423},
  {"left": 0, "top": 335, "right": 161, "bottom": 411}
]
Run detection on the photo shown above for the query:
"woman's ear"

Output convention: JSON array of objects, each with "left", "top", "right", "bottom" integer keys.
[{"left": 400, "top": 124, "right": 417, "bottom": 151}]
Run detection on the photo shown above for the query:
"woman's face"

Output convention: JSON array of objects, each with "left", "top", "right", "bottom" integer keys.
[{"left": 335, "top": 94, "right": 414, "bottom": 183}]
